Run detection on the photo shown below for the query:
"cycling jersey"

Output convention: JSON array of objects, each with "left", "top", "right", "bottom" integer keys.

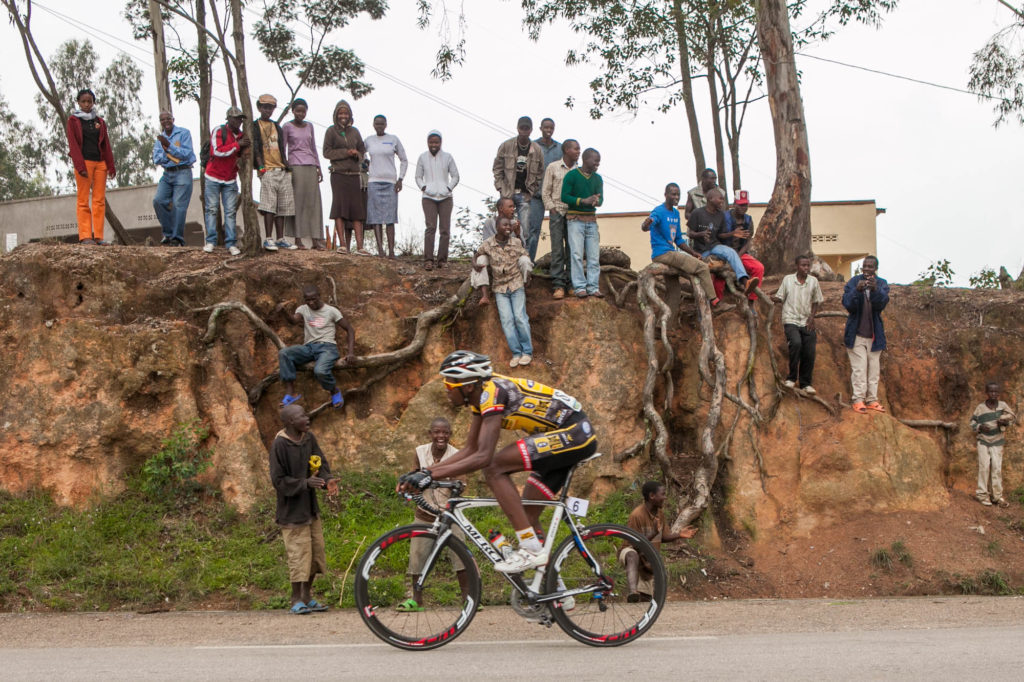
[
  {"left": 470, "top": 375, "right": 597, "bottom": 499},
  {"left": 470, "top": 375, "right": 583, "bottom": 433}
]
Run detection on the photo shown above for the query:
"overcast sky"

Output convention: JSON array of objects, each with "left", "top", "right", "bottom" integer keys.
[{"left": 1, "top": 0, "right": 1020, "bottom": 284}]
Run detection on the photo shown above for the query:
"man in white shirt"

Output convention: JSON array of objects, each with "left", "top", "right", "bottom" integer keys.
[{"left": 773, "top": 255, "right": 824, "bottom": 394}]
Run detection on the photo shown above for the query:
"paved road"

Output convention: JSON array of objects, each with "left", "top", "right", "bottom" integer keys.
[{"left": 3, "top": 596, "right": 1023, "bottom": 680}]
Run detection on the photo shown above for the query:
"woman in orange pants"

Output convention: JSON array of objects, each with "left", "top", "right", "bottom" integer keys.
[{"left": 66, "top": 89, "right": 116, "bottom": 244}]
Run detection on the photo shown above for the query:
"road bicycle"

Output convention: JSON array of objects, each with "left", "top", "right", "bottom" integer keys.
[{"left": 354, "top": 453, "right": 667, "bottom": 650}]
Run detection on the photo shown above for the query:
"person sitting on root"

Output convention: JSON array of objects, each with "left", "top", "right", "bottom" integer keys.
[
  {"left": 275, "top": 285, "right": 355, "bottom": 409},
  {"left": 687, "top": 188, "right": 759, "bottom": 296},
  {"left": 622, "top": 481, "right": 696, "bottom": 602}
]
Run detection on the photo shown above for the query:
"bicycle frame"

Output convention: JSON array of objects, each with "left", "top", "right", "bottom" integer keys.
[{"left": 413, "top": 496, "right": 610, "bottom": 606}]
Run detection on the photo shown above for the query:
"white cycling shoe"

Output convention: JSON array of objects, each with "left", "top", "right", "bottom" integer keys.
[{"left": 494, "top": 548, "right": 548, "bottom": 574}]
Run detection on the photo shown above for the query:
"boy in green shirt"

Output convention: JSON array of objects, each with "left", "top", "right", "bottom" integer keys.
[{"left": 560, "top": 148, "right": 604, "bottom": 298}]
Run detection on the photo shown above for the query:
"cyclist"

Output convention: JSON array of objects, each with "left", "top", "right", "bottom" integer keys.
[{"left": 399, "top": 350, "right": 598, "bottom": 573}]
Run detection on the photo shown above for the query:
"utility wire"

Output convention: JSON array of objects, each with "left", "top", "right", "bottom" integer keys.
[{"left": 796, "top": 51, "right": 1011, "bottom": 103}]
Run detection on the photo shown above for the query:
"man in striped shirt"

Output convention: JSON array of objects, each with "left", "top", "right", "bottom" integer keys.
[{"left": 969, "top": 382, "right": 1016, "bottom": 507}]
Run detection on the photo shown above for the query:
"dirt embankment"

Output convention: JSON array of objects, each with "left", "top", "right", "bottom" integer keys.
[{"left": 1, "top": 244, "right": 1023, "bottom": 600}]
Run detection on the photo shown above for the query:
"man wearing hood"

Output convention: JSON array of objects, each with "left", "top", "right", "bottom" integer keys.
[{"left": 322, "top": 100, "right": 367, "bottom": 254}]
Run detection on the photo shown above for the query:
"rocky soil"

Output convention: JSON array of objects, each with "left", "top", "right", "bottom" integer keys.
[{"left": 1, "top": 243, "right": 1023, "bottom": 601}]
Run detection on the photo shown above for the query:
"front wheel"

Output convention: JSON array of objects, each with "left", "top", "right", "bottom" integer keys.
[
  {"left": 354, "top": 524, "right": 481, "bottom": 651},
  {"left": 545, "top": 523, "right": 667, "bottom": 647}
]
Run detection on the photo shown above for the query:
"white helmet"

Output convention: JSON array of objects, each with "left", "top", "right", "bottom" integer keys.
[{"left": 439, "top": 350, "right": 493, "bottom": 383}]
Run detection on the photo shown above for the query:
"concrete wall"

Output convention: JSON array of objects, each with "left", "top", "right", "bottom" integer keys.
[
  {"left": 0, "top": 179, "right": 207, "bottom": 250},
  {"left": 537, "top": 200, "right": 881, "bottom": 279}
]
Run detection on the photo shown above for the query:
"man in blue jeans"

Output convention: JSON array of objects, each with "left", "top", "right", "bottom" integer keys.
[
  {"left": 203, "top": 106, "right": 249, "bottom": 255},
  {"left": 276, "top": 285, "right": 356, "bottom": 408},
  {"left": 152, "top": 111, "right": 196, "bottom": 246},
  {"left": 687, "top": 188, "right": 759, "bottom": 296}
]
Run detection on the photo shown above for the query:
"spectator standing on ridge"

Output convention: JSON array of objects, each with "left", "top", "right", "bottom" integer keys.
[
  {"left": 541, "top": 139, "right": 579, "bottom": 300},
  {"left": 415, "top": 130, "right": 459, "bottom": 270},
  {"left": 493, "top": 117, "right": 544, "bottom": 234},
  {"left": 474, "top": 216, "right": 534, "bottom": 367},
  {"left": 396, "top": 417, "right": 471, "bottom": 612},
  {"left": 562, "top": 147, "right": 605, "bottom": 299},
  {"left": 688, "top": 188, "right": 759, "bottom": 296},
  {"left": 364, "top": 114, "right": 407, "bottom": 259},
  {"left": 471, "top": 197, "right": 531, "bottom": 306},
  {"left": 621, "top": 481, "right": 696, "bottom": 602},
  {"left": 276, "top": 285, "right": 356, "bottom": 410},
  {"left": 66, "top": 88, "right": 116, "bottom": 245},
  {"left": 641, "top": 182, "right": 720, "bottom": 311},
  {"left": 719, "top": 190, "right": 765, "bottom": 304},
  {"left": 842, "top": 255, "right": 889, "bottom": 414},
  {"left": 684, "top": 168, "right": 720, "bottom": 221},
  {"left": 253, "top": 94, "right": 295, "bottom": 252},
  {"left": 526, "top": 118, "right": 561, "bottom": 261},
  {"left": 269, "top": 403, "right": 338, "bottom": 615},
  {"left": 152, "top": 110, "right": 195, "bottom": 247},
  {"left": 970, "top": 382, "right": 1016, "bottom": 507},
  {"left": 282, "top": 98, "right": 324, "bottom": 250},
  {"left": 323, "top": 99, "right": 367, "bottom": 255},
  {"left": 202, "top": 106, "right": 249, "bottom": 256},
  {"left": 774, "top": 254, "right": 824, "bottom": 394}
]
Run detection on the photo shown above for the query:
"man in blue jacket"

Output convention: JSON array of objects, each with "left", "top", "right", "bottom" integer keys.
[{"left": 842, "top": 255, "right": 889, "bottom": 414}]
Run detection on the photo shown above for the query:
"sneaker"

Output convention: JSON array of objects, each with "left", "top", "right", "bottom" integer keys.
[
  {"left": 263, "top": 239, "right": 279, "bottom": 251},
  {"left": 493, "top": 548, "right": 547, "bottom": 574},
  {"left": 802, "top": 385, "right": 817, "bottom": 395},
  {"left": 510, "top": 355, "right": 521, "bottom": 368},
  {"left": 203, "top": 243, "right": 215, "bottom": 253},
  {"left": 552, "top": 288, "right": 565, "bottom": 300},
  {"left": 159, "top": 236, "right": 171, "bottom": 245},
  {"left": 980, "top": 498, "right": 993, "bottom": 507},
  {"left": 228, "top": 246, "right": 241, "bottom": 256},
  {"left": 518, "top": 355, "right": 532, "bottom": 366},
  {"left": 276, "top": 240, "right": 298, "bottom": 251},
  {"left": 996, "top": 499, "right": 1010, "bottom": 508},
  {"left": 784, "top": 380, "right": 796, "bottom": 388},
  {"left": 558, "top": 595, "right": 576, "bottom": 611}
]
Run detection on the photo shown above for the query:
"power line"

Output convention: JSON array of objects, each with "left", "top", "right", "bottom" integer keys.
[{"left": 796, "top": 51, "right": 1011, "bottom": 103}]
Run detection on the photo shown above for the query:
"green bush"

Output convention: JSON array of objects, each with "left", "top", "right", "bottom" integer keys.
[
  {"left": 870, "top": 548, "right": 894, "bottom": 571},
  {"left": 141, "top": 420, "right": 213, "bottom": 505}
]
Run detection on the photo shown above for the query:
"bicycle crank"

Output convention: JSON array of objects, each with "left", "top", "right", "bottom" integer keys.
[{"left": 510, "top": 591, "right": 552, "bottom": 626}]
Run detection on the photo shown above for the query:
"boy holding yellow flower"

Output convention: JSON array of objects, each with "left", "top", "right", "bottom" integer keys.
[{"left": 269, "top": 403, "right": 338, "bottom": 614}]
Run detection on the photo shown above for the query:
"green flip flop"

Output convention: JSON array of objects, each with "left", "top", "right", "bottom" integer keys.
[{"left": 394, "top": 598, "right": 424, "bottom": 612}]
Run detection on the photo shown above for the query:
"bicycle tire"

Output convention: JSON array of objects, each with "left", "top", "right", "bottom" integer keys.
[
  {"left": 354, "top": 524, "right": 481, "bottom": 651},
  {"left": 545, "top": 523, "right": 667, "bottom": 647}
]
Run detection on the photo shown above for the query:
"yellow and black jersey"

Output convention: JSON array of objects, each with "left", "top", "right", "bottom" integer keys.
[{"left": 470, "top": 375, "right": 584, "bottom": 433}]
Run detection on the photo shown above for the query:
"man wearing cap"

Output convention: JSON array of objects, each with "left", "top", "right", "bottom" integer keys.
[
  {"left": 152, "top": 110, "right": 196, "bottom": 246},
  {"left": 718, "top": 190, "right": 765, "bottom": 303},
  {"left": 492, "top": 117, "right": 544, "bottom": 236},
  {"left": 253, "top": 94, "right": 295, "bottom": 252},
  {"left": 415, "top": 130, "right": 460, "bottom": 269},
  {"left": 203, "top": 106, "right": 250, "bottom": 256}
]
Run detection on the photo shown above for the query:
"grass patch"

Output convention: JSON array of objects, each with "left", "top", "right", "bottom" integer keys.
[
  {"left": 1008, "top": 519, "right": 1024, "bottom": 533},
  {"left": 1011, "top": 487, "right": 1024, "bottom": 506},
  {"left": 0, "top": 472, "right": 654, "bottom": 612},
  {"left": 890, "top": 540, "right": 913, "bottom": 567},
  {"left": 985, "top": 540, "right": 1002, "bottom": 557},
  {"left": 870, "top": 548, "right": 894, "bottom": 572},
  {"left": 978, "top": 569, "right": 1013, "bottom": 595}
]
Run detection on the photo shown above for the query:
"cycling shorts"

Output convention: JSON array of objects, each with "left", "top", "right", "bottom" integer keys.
[{"left": 517, "top": 412, "right": 598, "bottom": 500}]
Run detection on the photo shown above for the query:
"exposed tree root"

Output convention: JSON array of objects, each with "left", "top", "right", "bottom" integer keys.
[
  {"left": 195, "top": 301, "right": 284, "bottom": 348},
  {"left": 637, "top": 264, "right": 677, "bottom": 483},
  {"left": 613, "top": 434, "right": 649, "bottom": 464},
  {"left": 899, "top": 419, "right": 958, "bottom": 430}
]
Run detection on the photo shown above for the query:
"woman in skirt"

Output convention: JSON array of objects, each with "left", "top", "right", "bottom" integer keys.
[
  {"left": 363, "top": 114, "right": 407, "bottom": 258},
  {"left": 322, "top": 99, "right": 367, "bottom": 254},
  {"left": 282, "top": 98, "right": 324, "bottom": 250}
]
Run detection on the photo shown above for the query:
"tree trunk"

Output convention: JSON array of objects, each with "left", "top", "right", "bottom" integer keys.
[
  {"left": 229, "top": 0, "right": 261, "bottom": 257},
  {"left": 148, "top": 0, "right": 172, "bottom": 114},
  {"left": 209, "top": 0, "right": 237, "bottom": 107},
  {"left": 751, "top": 0, "right": 812, "bottom": 272},
  {"left": 705, "top": 2, "right": 728, "bottom": 202},
  {"left": 671, "top": 0, "right": 706, "bottom": 179},
  {"left": 728, "top": 135, "right": 741, "bottom": 192},
  {"left": 196, "top": 0, "right": 211, "bottom": 231}
]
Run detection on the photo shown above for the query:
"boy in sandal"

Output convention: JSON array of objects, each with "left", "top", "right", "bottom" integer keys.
[
  {"left": 276, "top": 285, "right": 356, "bottom": 409},
  {"left": 842, "top": 256, "right": 889, "bottom": 414},
  {"left": 397, "top": 417, "right": 472, "bottom": 612},
  {"left": 269, "top": 403, "right": 338, "bottom": 614}
]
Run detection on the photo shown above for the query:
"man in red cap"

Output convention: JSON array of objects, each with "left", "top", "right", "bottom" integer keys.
[{"left": 718, "top": 190, "right": 765, "bottom": 303}]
